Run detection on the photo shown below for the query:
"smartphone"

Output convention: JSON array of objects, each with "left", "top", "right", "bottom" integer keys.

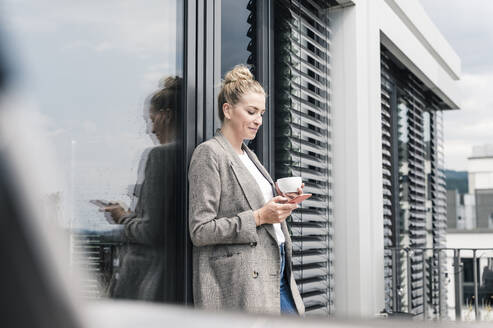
[
  {"left": 89, "top": 199, "right": 111, "bottom": 208},
  {"left": 287, "top": 193, "right": 312, "bottom": 204}
]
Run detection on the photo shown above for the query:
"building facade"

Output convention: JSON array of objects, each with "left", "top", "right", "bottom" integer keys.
[
  {"left": 3, "top": 0, "right": 461, "bottom": 319},
  {"left": 182, "top": 0, "right": 461, "bottom": 317},
  {"left": 445, "top": 145, "right": 493, "bottom": 319},
  {"left": 446, "top": 145, "right": 493, "bottom": 232},
  {"left": 329, "top": 0, "right": 459, "bottom": 317},
  {"left": 468, "top": 145, "right": 493, "bottom": 229},
  {"left": 185, "top": 0, "right": 460, "bottom": 317}
]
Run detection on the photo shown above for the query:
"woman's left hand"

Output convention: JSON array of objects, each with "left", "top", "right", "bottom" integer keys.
[{"left": 275, "top": 182, "right": 304, "bottom": 201}]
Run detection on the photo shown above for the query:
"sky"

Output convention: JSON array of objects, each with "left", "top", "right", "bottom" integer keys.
[{"left": 419, "top": 0, "right": 493, "bottom": 171}]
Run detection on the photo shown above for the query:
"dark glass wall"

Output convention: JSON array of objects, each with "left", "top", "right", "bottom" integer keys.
[
  {"left": 220, "top": 0, "right": 259, "bottom": 152},
  {"left": 4, "top": 0, "right": 188, "bottom": 304},
  {"left": 221, "top": 0, "right": 255, "bottom": 76}
]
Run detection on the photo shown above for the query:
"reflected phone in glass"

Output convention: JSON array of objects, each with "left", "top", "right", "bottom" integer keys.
[{"left": 89, "top": 199, "right": 111, "bottom": 209}]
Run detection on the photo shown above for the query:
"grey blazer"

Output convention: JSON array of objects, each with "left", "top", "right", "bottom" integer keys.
[
  {"left": 188, "top": 130, "right": 305, "bottom": 315},
  {"left": 109, "top": 143, "right": 183, "bottom": 303}
]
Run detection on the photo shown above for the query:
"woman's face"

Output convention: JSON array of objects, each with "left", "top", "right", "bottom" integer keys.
[
  {"left": 224, "top": 91, "right": 265, "bottom": 141},
  {"left": 149, "top": 109, "right": 170, "bottom": 144}
]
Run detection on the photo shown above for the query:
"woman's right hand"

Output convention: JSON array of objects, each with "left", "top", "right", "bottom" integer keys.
[
  {"left": 101, "top": 203, "right": 129, "bottom": 224},
  {"left": 253, "top": 196, "right": 298, "bottom": 226}
]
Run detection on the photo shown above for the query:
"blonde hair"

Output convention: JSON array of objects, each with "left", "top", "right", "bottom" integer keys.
[
  {"left": 149, "top": 76, "right": 182, "bottom": 114},
  {"left": 218, "top": 64, "right": 265, "bottom": 122}
]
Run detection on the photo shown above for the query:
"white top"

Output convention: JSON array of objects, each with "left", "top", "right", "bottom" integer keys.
[{"left": 238, "top": 152, "right": 285, "bottom": 245}]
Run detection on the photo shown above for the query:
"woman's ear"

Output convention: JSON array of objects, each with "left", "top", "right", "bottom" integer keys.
[
  {"left": 222, "top": 103, "right": 232, "bottom": 120},
  {"left": 163, "top": 109, "right": 174, "bottom": 124}
]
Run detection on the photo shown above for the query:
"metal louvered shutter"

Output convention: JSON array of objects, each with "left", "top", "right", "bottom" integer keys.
[
  {"left": 381, "top": 52, "right": 395, "bottom": 312},
  {"left": 428, "top": 104, "right": 448, "bottom": 318},
  {"left": 402, "top": 74, "right": 427, "bottom": 316},
  {"left": 274, "top": 0, "right": 334, "bottom": 315},
  {"left": 246, "top": 0, "right": 257, "bottom": 75},
  {"left": 381, "top": 47, "right": 448, "bottom": 317}
]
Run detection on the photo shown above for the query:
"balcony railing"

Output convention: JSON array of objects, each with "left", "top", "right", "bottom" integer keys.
[
  {"left": 69, "top": 226, "right": 124, "bottom": 298},
  {"left": 387, "top": 247, "right": 493, "bottom": 321},
  {"left": 68, "top": 230, "right": 493, "bottom": 321}
]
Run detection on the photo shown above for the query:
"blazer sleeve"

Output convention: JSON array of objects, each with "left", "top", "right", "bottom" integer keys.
[{"left": 188, "top": 143, "right": 258, "bottom": 247}]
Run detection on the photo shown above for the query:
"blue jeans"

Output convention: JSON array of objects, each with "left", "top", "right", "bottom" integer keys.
[{"left": 279, "top": 243, "right": 298, "bottom": 315}]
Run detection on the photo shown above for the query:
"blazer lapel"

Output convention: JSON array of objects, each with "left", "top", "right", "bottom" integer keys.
[
  {"left": 214, "top": 130, "right": 279, "bottom": 243},
  {"left": 214, "top": 130, "right": 264, "bottom": 210},
  {"left": 229, "top": 161, "right": 265, "bottom": 210}
]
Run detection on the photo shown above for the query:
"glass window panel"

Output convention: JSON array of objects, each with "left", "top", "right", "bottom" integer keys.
[
  {"left": 221, "top": 0, "right": 253, "bottom": 76},
  {"left": 220, "top": 0, "right": 259, "bottom": 152},
  {"left": 3, "top": 0, "right": 186, "bottom": 304}
]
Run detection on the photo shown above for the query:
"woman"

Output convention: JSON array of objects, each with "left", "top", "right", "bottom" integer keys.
[
  {"left": 188, "top": 65, "right": 305, "bottom": 315},
  {"left": 103, "top": 77, "right": 184, "bottom": 303}
]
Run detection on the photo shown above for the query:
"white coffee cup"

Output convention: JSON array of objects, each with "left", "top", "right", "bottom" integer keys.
[{"left": 276, "top": 177, "right": 302, "bottom": 194}]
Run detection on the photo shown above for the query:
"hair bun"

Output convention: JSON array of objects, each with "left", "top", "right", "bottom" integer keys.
[
  {"left": 223, "top": 64, "right": 253, "bottom": 85},
  {"left": 217, "top": 64, "right": 265, "bottom": 122},
  {"left": 160, "top": 76, "right": 181, "bottom": 89}
]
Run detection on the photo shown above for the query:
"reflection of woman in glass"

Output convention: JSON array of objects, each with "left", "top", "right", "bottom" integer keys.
[
  {"left": 188, "top": 65, "right": 305, "bottom": 315},
  {"left": 103, "top": 77, "right": 183, "bottom": 302}
]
